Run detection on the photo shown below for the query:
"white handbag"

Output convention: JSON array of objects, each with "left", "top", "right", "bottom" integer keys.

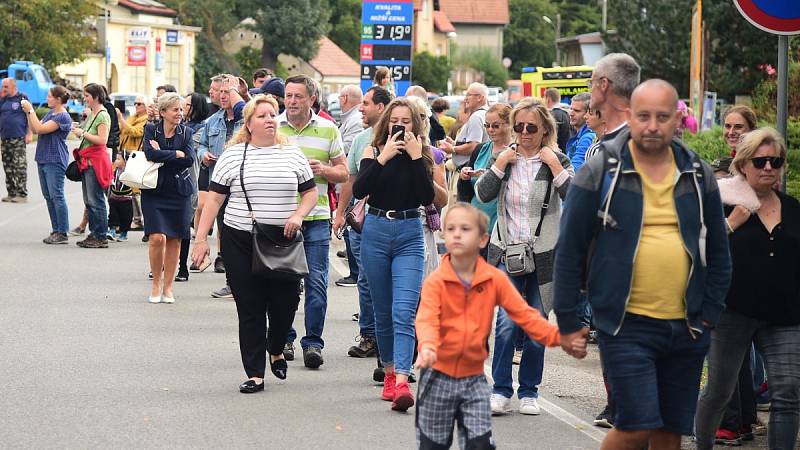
[{"left": 120, "top": 151, "right": 163, "bottom": 189}]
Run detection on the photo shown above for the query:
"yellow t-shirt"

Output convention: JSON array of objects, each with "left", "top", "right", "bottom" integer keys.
[{"left": 626, "top": 142, "right": 690, "bottom": 319}]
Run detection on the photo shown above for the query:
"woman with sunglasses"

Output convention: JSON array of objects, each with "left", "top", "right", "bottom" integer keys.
[
  {"left": 475, "top": 97, "right": 574, "bottom": 416},
  {"left": 456, "top": 103, "right": 513, "bottom": 250},
  {"left": 696, "top": 127, "right": 800, "bottom": 450}
]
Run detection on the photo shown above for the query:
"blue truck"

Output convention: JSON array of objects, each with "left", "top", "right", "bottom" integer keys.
[{"left": 0, "top": 61, "right": 54, "bottom": 106}]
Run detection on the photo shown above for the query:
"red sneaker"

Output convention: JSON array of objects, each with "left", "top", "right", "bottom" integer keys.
[
  {"left": 714, "top": 428, "right": 742, "bottom": 446},
  {"left": 391, "top": 381, "right": 414, "bottom": 411},
  {"left": 381, "top": 372, "right": 396, "bottom": 401}
]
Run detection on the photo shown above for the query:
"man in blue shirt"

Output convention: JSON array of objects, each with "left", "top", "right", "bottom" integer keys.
[
  {"left": 564, "top": 92, "right": 595, "bottom": 172},
  {"left": 0, "top": 78, "right": 33, "bottom": 202}
]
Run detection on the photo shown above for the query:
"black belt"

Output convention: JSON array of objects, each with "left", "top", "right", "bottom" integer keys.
[{"left": 367, "top": 206, "right": 421, "bottom": 220}]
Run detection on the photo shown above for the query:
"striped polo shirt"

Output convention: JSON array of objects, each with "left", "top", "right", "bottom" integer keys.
[
  {"left": 277, "top": 110, "right": 345, "bottom": 221},
  {"left": 209, "top": 143, "right": 315, "bottom": 232}
]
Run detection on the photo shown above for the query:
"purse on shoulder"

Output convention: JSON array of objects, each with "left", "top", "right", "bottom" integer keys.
[
  {"left": 239, "top": 143, "right": 309, "bottom": 280},
  {"left": 67, "top": 113, "right": 101, "bottom": 182},
  {"left": 120, "top": 138, "right": 162, "bottom": 189}
]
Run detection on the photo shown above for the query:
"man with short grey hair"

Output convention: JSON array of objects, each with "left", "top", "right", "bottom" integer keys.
[
  {"left": 448, "top": 82, "right": 489, "bottom": 168},
  {"left": 337, "top": 85, "right": 363, "bottom": 154},
  {"left": 564, "top": 92, "right": 595, "bottom": 171},
  {"left": 589, "top": 53, "right": 641, "bottom": 140}
]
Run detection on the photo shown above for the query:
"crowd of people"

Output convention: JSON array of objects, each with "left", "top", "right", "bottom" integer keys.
[{"left": 2, "top": 51, "right": 798, "bottom": 450}]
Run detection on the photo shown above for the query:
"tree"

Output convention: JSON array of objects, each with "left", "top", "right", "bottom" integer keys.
[
  {"left": 453, "top": 48, "right": 509, "bottom": 87},
  {"left": 328, "top": 0, "right": 362, "bottom": 61},
  {"left": 503, "top": 0, "right": 559, "bottom": 78},
  {"left": 412, "top": 52, "right": 451, "bottom": 94},
  {"left": 0, "top": 0, "right": 95, "bottom": 70},
  {"left": 244, "top": 0, "right": 332, "bottom": 69}
]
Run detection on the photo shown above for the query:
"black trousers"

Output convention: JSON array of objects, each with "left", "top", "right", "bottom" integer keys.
[
  {"left": 108, "top": 199, "right": 134, "bottom": 233},
  {"left": 221, "top": 224, "right": 301, "bottom": 378}
]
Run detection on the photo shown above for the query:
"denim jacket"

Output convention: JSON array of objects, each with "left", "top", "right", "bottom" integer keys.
[
  {"left": 553, "top": 129, "right": 731, "bottom": 336},
  {"left": 197, "top": 101, "right": 244, "bottom": 178}
]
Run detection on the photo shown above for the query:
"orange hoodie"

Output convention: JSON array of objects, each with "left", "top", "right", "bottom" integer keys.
[{"left": 416, "top": 254, "right": 561, "bottom": 379}]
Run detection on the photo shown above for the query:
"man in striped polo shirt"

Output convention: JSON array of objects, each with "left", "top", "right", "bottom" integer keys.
[{"left": 278, "top": 75, "right": 348, "bottom": 369}]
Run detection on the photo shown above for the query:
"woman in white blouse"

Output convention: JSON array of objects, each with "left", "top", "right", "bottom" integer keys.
[
  {"left": 192, "top": 95, "right": 318, "bottom": 394},
  {"left": 474, "top": 97, "right": 574, "bottom": 415}
]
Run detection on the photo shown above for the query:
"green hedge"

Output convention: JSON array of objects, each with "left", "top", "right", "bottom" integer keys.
[{"left": 683, "top": 124, "right": 800, "bottom": 197}]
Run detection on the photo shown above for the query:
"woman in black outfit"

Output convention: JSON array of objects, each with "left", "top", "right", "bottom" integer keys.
[
  {"left": 192, "top": 95, "right": 317, "bottom": 393},
  {"left": 353, "top": 98, "right": 435, "bottom": 412},
  {"left": 142, "top": 93, "right": 196, "bottom": 304},
  {"left": 695, "top": 127, "right": 800, "bottom": 449}
]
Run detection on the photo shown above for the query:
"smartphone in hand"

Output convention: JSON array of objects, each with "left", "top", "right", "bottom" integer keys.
[{"left": 390, "top": 125, "right": 405, "bottom": 142}]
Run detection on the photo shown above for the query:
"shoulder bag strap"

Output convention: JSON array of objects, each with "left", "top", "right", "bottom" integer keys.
[
  {"left": 79, "top": 113, "right": 101, "bottom": 150},
  {"left": 532, "top": 175, "right": 553, "bottom": 242},
  {"left": 238, "top": 143, "right": 256, "bottom": 225}
]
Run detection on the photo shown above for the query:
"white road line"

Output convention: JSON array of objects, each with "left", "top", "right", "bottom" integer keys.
[{"left": 484, "top": 364, "right": 607, "bottom": 444}]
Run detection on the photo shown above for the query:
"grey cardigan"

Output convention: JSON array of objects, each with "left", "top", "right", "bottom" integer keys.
[{"left": 474, "top": 150, "right": 574, "bottom": 313}]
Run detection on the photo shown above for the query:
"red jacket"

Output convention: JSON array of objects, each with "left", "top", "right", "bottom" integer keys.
[
  {"left": 74, "top": 144, "right": 112, "bottom": 189},
  {"left": 416, "top": 254, "right": 561, "bottom": 378}
]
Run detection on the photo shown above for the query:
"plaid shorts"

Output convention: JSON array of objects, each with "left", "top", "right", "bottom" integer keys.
[{"left": 416, "top": 369, "right": 496, "bottom": 449}]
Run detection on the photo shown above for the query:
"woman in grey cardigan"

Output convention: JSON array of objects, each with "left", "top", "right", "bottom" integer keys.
[{"left": 475, "top": 97, "right": 573, "bottom": 416}]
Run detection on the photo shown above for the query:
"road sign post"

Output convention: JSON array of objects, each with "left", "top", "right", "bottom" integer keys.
[
  {"left": 360, "top": 0, "right": 414, "bottom": 96},
  {"left": 734, "top": 0, "right": 800, "bottom": 191}
]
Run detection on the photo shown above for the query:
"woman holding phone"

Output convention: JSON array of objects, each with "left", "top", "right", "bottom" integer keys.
[{"left": 353, "top": 98, "right": 435, "bottom": 412}]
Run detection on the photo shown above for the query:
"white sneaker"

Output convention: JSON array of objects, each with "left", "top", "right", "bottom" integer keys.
[
  {"left": 490, "top": 394, "right": 511, "bottom": 415},
  {"left": 519, "top": 397, "right": 541, "bottom": 415}
]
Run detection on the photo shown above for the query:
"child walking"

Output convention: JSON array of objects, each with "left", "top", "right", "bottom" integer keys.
[{"left": 415, "top": 203, "right": 587, "bottom": 449}]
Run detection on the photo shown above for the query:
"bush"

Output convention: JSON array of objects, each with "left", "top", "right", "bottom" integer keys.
[
  {"left": 683, "top": 124, "right": 800, "bottom": 197},
  {"left": 412, "top": 52, "right": 450, "bottom": 94}
]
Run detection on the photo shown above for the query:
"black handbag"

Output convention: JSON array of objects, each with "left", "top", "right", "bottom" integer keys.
[{"left": 239, "top": 143, "right": 309, "bottom": 280}]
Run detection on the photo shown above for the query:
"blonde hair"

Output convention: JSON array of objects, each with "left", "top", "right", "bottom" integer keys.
[
  {"left": 406, "top": 96, "right": 431, "bottom": 146},
  {"left": 157, "top": 92, "right": 182, "bottom": 115},
  {"left": 444, "top": 202, "right": 489, "bottom": 236},
  {"left": 731, "top": 127, "right": 787, "bottom": 176},
  {"left": 510, "top": 97, "right": 557, "bottom": 149},
  {"left": 227, "top": 94, "right": 288, "bottom": 147},
  {"left": 370, "top": 97, "right": 434, "bottom": 172}
]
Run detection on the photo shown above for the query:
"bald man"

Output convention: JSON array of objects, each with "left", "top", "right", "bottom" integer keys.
[
  {"left": 554, "top": 79, "right": 731, "bottom": 450},
  {"left": 337, "top": 85, "right": 363, "bottom": 154}
]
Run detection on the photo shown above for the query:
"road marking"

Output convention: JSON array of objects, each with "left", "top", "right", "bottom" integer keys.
[{"left": 484, "top": 364, "right": 606, "bottom": 444}]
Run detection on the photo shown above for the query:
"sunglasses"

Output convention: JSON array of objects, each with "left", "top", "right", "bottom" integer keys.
[
  {"left": 484, "top": 122, "right": 505, "bottom": 130},
  {"left": 513, "top": 123, "right": 539, "bottom": 134},
  {"left": 751, "top": 156, "right": 784, "bottom": 169},
  {"left": 134, "top": 102, "right": 145, "bottom": 106}
]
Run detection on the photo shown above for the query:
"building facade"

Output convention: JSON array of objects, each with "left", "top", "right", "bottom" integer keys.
[{"left": 56, "top": 0, "right": 200, "bottom": 96}]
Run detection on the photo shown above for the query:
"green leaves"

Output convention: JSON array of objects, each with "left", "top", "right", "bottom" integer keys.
[
  {"left": 412, "top": 52, "right": 451, "bottom": 94},
  {"left": 0, "top": 0, "right": 96, "bottom": 71},
  {"left": 248, "top": 0, "right": 332, "bottom": 68}
]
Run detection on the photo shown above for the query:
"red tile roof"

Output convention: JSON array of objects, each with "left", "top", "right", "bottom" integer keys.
[
  {"left": 433, "top": 11, "right": 456, "bottom": 33},
  {"left": 117, "top": 0, "right": 177, "bottom": 17},
  {"left": 439, "top": 0, "right": 509, "bottom": 25},
  {"left": 309, "top": 37, "right": 361, "bottom": 77}
]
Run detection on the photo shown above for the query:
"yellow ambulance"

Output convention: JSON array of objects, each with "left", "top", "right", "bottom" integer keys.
[{"left": 520, "top": 65, "right": 593, "bottom": 104}]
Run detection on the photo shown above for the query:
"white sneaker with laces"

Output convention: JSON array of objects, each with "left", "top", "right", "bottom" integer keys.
[
  {"left": 519, "top": 397, "right": 541, "bottom": 415},
  {"left": 490, "top": 394, "right": 511, "bottom": 415}
]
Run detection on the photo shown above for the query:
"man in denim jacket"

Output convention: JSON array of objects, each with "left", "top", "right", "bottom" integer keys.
[{"left": 554, "top": 79, "right": 731, "bottom": 450}]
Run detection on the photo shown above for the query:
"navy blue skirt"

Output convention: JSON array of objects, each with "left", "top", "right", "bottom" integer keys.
[{"left": 141, "top": 190, "right": 192, "bottom": 239}]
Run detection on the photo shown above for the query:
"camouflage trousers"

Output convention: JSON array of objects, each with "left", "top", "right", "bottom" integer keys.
[{"left": 1, "top": 137, "right": 27, "bottom": 197}]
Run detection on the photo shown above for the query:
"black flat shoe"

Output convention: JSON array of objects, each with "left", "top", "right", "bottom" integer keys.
[
  {"left": 239, "top": 379, "right": 264, "bottom": 393},
  {"left": 270, "top": 358, "right": 288, "bottom": 380}
]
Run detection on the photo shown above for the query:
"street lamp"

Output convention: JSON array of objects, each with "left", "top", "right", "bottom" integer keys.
[{"left": 542, "top": 14, "right": 561, "bottom": 67}]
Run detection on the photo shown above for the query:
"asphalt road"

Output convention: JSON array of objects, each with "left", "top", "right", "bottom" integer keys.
[{"left": 0, "top": 143, "right": 775, "bottom": 449}]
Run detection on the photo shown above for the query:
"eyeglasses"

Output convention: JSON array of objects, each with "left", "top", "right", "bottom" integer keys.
[
  {"left": 751, "top": 156, "right": 784, "bottom": 169},
  {"left": 587, "top": 77, "right": 610, "bottom": 89},
  {"left": 513, "top": 123, "right": 539, "bottom": 134},
  {"left": 484, "top": 122, "right": 505, "bottom": 130}
]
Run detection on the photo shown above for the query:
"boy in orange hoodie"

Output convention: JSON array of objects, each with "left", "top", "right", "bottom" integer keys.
[{"left": 415, "top": 203, "right": 587, "bottom": 449}]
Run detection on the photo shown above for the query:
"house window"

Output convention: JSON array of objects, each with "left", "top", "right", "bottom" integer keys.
[{"left": 165, "top": 45, "right": 181, "bottom": 88}]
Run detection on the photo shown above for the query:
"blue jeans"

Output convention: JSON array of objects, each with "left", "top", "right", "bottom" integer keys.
[
  {"left": 81, "top": 167, "right": 107, "bottom": 240},
  {"left": 601, "top": 314, "right": 709, "bottom": 436},
  {"left": 491, "top": 265, "right": 546, "bottom": 399},
  {"left": 361, "top": 214, "right": 424, "bottom": 376},
  {"left": 287, "top": 219, "right": 330, "bottom": 349},
  {"left": 38, "top": 163, "right": 69, "bottom": 233},
  {"left": 348, "top": 228, "right": 375, "bottom": 337}
]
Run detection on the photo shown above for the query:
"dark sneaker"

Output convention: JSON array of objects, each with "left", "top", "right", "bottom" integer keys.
[
  {"left": 335, "top": 276, "right": 357, "bottom": 287},
  {"left": 373, "top": 366, "right": 385, "bottom": 383},
  {"left": 214, "top": 255, "right": 225, "bottom": 273},
  {"left": 715, "top": 428, "right": 742, "bottom": 446},
  {"left": 211, "top": 285, "right": 233, "bottom": 298},
  {"left": 348, "top": 335, "right": 377, "bottom": 358},
  {"left": 77, "top": 236, "right": 108, "bottom": 248},
  {"left": 593, "top": 405, "right": 614, "bottom": 428},
  {"left": 283, "top": 342, "right": 295, "bottom": 361},
  {"left": 336, "top": 250, "right": 346, "bottom": 258},
  {"left": 175, "top": 268, "right": 189, "bottom": 282},
  {"left": 303, "top": 346, "right": 324, "bottom": 369},
  {"left": 142, "top": 234, "right": 149, "bottom": 242},
  {"left": 43, "top": 233, "right": 68, "bottom": 245},
  {"left": 739, "top": 425, "right": 754, "bottom": 441},
  {"left": 68, "top": 227, "right": 85, "bottom": 236}
]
